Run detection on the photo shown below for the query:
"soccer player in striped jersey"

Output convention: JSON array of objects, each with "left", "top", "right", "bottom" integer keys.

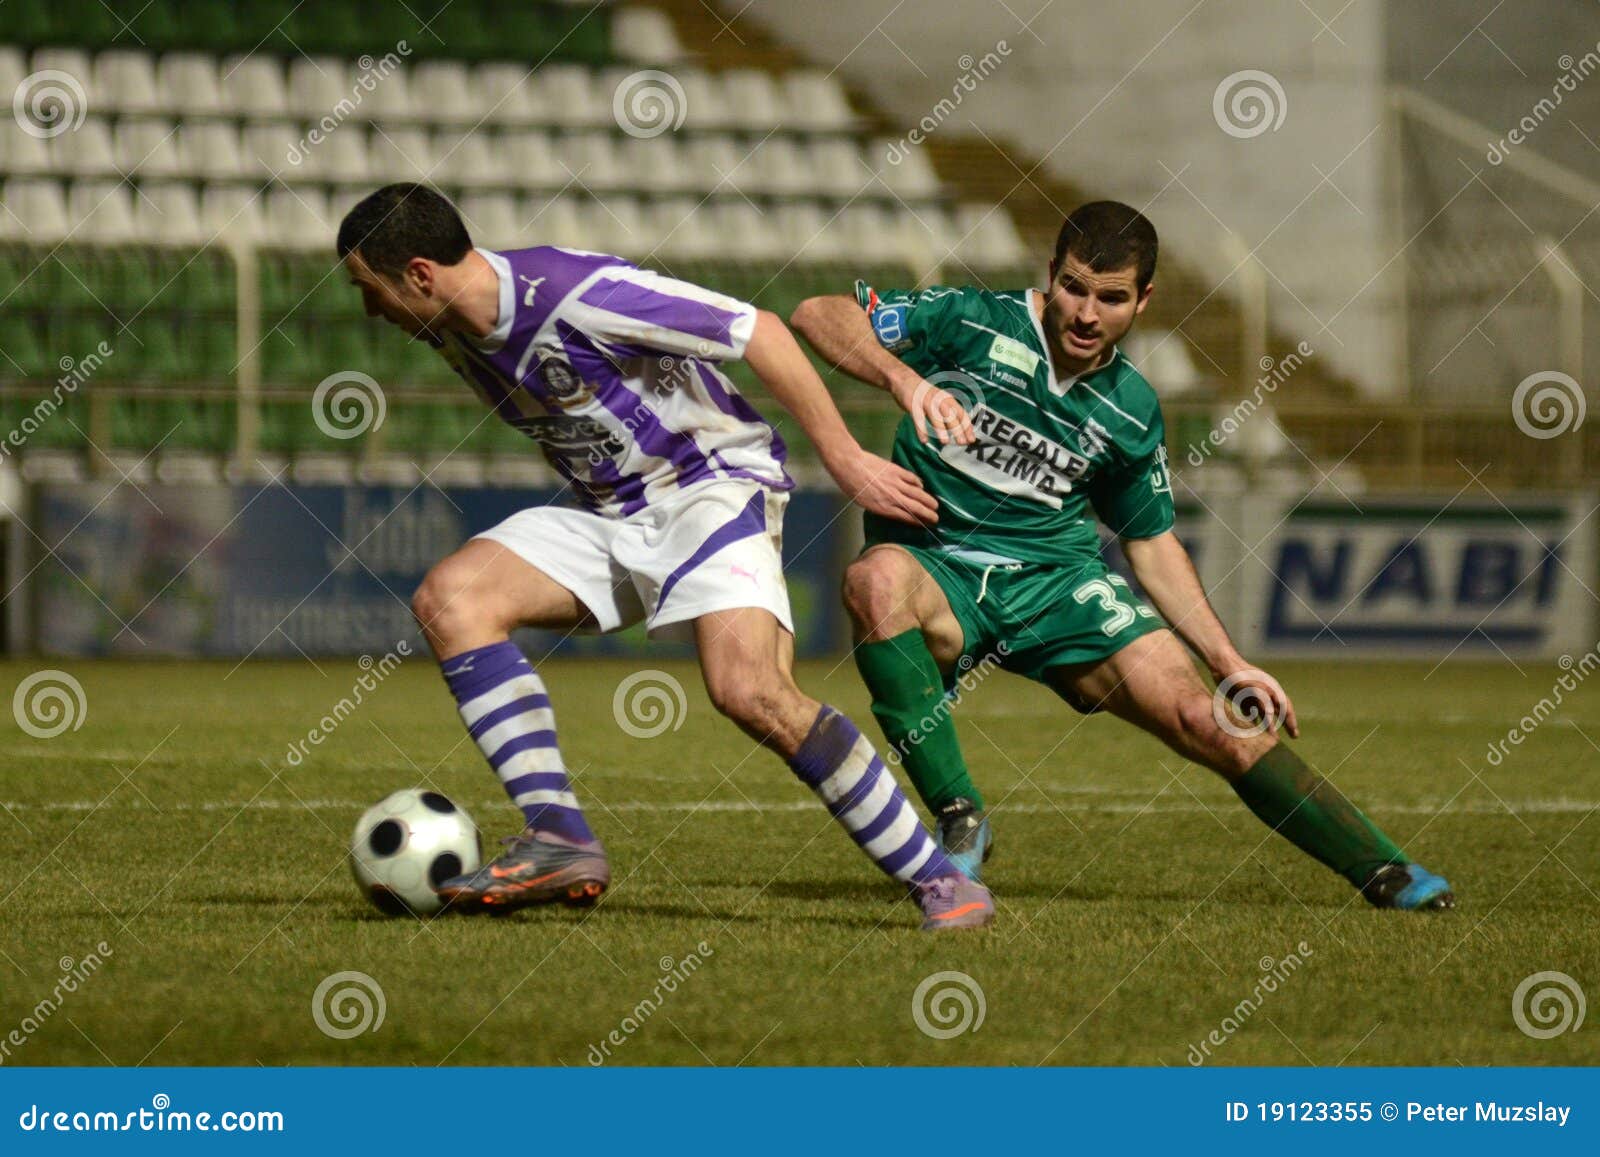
[
  {"left": 336, "top": 183, "right": 991, "bottom": 930},
  {"left": 791, "top": 201, "right": 1453, "bottom": 911}
]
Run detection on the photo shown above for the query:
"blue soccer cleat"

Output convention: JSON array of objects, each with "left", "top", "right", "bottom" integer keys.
[
  {"left": 935, "top": 798, "right": 994, "bottom": 881},
  {"left": 1360, "top": 862, "right": 1455, "bottom": 911}
]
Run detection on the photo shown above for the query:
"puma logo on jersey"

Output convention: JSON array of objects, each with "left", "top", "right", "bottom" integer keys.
[{"left": 520, "top": 275, "right": 546, "bottom": 306}]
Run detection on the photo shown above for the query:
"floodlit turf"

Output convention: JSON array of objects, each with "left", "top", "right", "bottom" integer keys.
[{"left": 1, "top": 655, "right": 1595, "bottom": 1067}]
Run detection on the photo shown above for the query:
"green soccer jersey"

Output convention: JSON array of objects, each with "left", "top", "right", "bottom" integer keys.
[{"left": 854, "top": 280, "right": 1174, "bottom": 567}]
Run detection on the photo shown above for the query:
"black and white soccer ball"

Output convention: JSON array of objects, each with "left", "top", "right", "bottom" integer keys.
[{"left": 350, "top": 789, "right": 481, "bottom": 916}]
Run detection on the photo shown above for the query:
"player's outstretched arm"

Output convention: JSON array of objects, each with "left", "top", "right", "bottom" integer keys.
[
  {"left": 743, "top": 309, "right": 938, "bottom": 527},
  {"left": 790, "top": 295, "right": 973, "bottom": 445},
  {"left": 1122, "top": 530, "right": 1300, "bottom": 737}
]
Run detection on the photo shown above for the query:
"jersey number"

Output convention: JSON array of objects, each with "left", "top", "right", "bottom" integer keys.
[{"left": 1072, "top": 575, "right": 1155, "bottom": 637}]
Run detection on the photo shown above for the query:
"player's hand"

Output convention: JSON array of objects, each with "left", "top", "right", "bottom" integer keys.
[
  {"left": 1214, "top": 664, "right": 1300, "bottom": 739},
  {"left": 890, "top": 376, "right": 975, "bottom": 446},
  {"left": 825, "top": 446, "right": 938, "bottom": 526}
]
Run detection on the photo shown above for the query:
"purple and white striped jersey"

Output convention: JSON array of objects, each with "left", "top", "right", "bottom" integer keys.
[{"left": 433, "top": 246, "right": 791, "bottom": 517}]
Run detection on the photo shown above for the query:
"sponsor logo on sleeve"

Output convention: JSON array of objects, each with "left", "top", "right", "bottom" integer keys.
[{"left": 871, "top": 304, "right": 914, "bottom": 352}]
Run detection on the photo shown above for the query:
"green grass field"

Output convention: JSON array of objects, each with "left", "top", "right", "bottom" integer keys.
[{"left": 1, "top": 656, "right": 1595, "bottom": 1067}]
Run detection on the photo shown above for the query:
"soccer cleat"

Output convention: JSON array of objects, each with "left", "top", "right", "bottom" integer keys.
[
  {"left": 935, "top": 798, "right": 994, "bottom": 881},
  {"left": 436, "top": 828, "right": 610, "bottom": 913},
  {"left": 915, "top": 873, "right": 995, "bottom": 932},
  {"left": 1360, "top": 862, "right": 1455, "bottom": 911}
]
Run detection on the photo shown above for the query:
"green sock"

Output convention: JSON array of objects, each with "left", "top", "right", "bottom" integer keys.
[
  {"left": 854, "top": 628, "right": 983, "bottom": 812},
  {"left": 1231, "top": 745, "right": 1406, "bottom": 885}
]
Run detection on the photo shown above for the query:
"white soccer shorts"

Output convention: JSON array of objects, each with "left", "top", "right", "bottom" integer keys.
[{"left": 473, "top": 478, "right": 794, "bottom": 635}]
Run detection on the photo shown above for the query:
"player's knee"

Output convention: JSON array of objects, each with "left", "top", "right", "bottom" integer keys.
[
  {"left": 705, "top": 668, "right": 791, "bottom": 734},
  {"left": 1174, "top": 695, "right": 1263, "bottom": 777},
  {"left": 412, "top": 559, "right": 489, "bottom": 644},
  {"left": 842, "top": 552, "right": 916, "bottom": 639}
]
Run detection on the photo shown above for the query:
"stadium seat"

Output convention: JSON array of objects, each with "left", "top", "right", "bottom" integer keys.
[
  {"left": 1, "top": 179, "right": 71, "bottom": 238},
  {"left": 241, "top": 122, "right": 302, "bottom": 180},
  {"left": 198, "top": 184, "right": 266, "bottom": 243},
  {"left": 953, "top": 203, "right": 1027, "bottom": 266},
  {"left": 715, "top": 201, "right": 785, "bottom": 263},
  {"left": 0, "top": 120, "right": 54, "bottom": 175},
  {"left": 721, "top": 70, "right": 787, "bottom": 132},
  {"left": 28, "top": 47, "right": 92, "bottom": 89},
  {"left": 431, "top": 128, "right": 499, "bottom": 189},
  {"left": 610, "top": 7, "right": 686, "bottom": 64},
  {"left": 132, "top": 182, "right": 205, "bottom": 244},
  {"left": 286, "top": 56, "right": 348, "bottom": 119},
  {"left": 539, "top": 64, "right": 610, "bottom": 128},
  {"left": 664, "top": 68, "right": 733, "bottom": 131},
  {"left": 559, "top": 132, "right": 625, "bottom": 190},
  {"left": 366, "top": 126, "right": 434, "bottom": 183},
  {"left": 181, "top": 121, "right": 246, "bottom": 181},
  {"left": 156, "top": 53, "right": 223, "bottom": 114},
  {"left": 412, "top": 61, "right": 478, "bottom": 125},
  {"left": 645, "top": 197, "right": 718, "bottom": 261},
  {"left": 501, "top": 130, "right": 561, "bottom": 185},
  {"left": 807, "top": 139, "right": 869, "bottom": 198},
  {"left": 780, "top": 71, "right": 859, "bottom": 132},
  {"left": 474, "top": 62, "right": 545, "bottom": 124},
  {"left": 614, "top": 135, "right": 693, "bottom": 194},
  {"left": 774, "top": 202, "right": 837, "bottom": 263},
  {"left": 357, "top": 64, "right": 413, "bottom": 123},
  {"left": 66, "top": 180, "right": 138, "bottom": 243},
  {"left": 0, "top": 47, "right": 25, "bottom": 103},
  {"left": 92, "top": 50, "right": 163, "bottom": 114},
  {"left": 50, "top": 117, "right": 119, "bottom": 177},
  {"left": 521, "top": 195, "right": 585, "bottom": 251},
  {"left": 264, "top": 187, "right": 333, "bottom": 250},
  {"left": 680, "top": 135, "right": 747, "bottom": 196},
  {"left": 299, "top": 124, "right": 368, "bottom": 186},
  {"left": 745, "top": 136, "right": 812, "bottom": 196},
  {"left": 219, "top": 54, "right": 289, "bottom": 117},
  {"left": 112, "top": 117, "right": 182, "bottom": 180},
  {"left": 875, "top": 139, "right": 942, "bottom": 199},
  {"left": 457, "top": 193, "right": 521, "bottom": 249}
]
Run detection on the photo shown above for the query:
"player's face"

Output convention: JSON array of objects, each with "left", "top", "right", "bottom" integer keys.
[
  {"left": 1041, "top": 255, "right": 1150, "bottom": 369},
  {"left": 344, "top": 253, "right": 443, "bottom": 339}
]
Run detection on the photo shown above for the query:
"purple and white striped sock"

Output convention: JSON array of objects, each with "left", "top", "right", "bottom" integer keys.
[
  {"left": 442, "top": 641, "right": 595, "bottom": 845},
  {"left": 788, "top": 705, "right": 961, "bottom": 885}
]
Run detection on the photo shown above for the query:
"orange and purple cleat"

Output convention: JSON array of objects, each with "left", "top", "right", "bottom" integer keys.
[
  {"left": 915, "top": 873, "right": 995, "bottom": 931},
  {"left": 436, "top": 828, "right": 610, "bottom": 913}
]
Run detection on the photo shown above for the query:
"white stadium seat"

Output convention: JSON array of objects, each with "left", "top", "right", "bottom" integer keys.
[
  {"left": 28, "top": 48, "right": 92, "bottom": 91},
  {"left": 0, "top": 47, "right": 25, "bottom": 105},
  {"left": 49, "top": 117, "right": 118, "bottom": 176},
  {"left": 241, "top": 122, "right": 303, "bottom": 180},
  {"left": 358, "top": 64, "right": 413, "bottom": 122},
  {"left": 457, "top": 192, "right": 521, "bottom": 249},
  {"left": 875, "top": 138, "right": 942, "bottom": 199},
  {"left": 645, "top": 197, "right": 718, "bottom": 261},
  {"left": 745, "top": 136, "right": 811, "bottom": 196},
  {"left": 713, "top": 201, "right": 784, "bottom": 262},
  {"left": 299, "top": 123, "right": 369, "bottom": 185},
  {"left": 134, "top": 181, "right": 206, "bottom": 244},
  {"left": 720, "top": 70, "right": 786, "bottom": 131},
  {"left": 365, "top": 126, "right": 434, "bottom": 182},
  {"left": 198, "top": 183, "right": 266, "bottom": 242},
  {"left": 579, "top": 194, "right": 645, "bottom": 257},
  {"left": 665, "top": 68, "right": 732, "bottom": 131},
  {"left": 264, "top": 186, "right": 333, "bottom": 249},
  {"left": 680, "top": 135, "right": 748, "bottom": 196},
  {"left": 181, "top": 121, "right": 246, "bottom": 181},
  {"left": 501, "top": 130, "right": 561, "bottom": 187},
  {"left": 520, "top": 194, "right": 584, "bottom": 249},
  {"left": 219, "top": 55, "right": 289, "bottom": 118},
  {"left": 954, "top": 203, "right": 1027, "bottom": 266},
  {"left": 0, "top": 179, "right": 71, "bottom": 238},
  {"left": 0, "top": 119, "right": 55, "bottom": 175},
  {"left": 67, "top": 180, "right": 138, "bottom": 243},
  {"left": 780, "top": 71, "right": 858, "bottom": 132},
  {"left": 538, "top": 64, "right": 610, "bottom": 128},
  {"left": 774, "top": 202, "right": 837, "bottom": 262},
  {"left": 113, "top": 117, "right": 185, "bottom": 180},
  {"left": 92, "top": 50, "right": 162, "bottom": 114},
  {"left": 806, "top": 138, "right": 868, "bottom": 197},
  {"left": 611, "top": 7, "right": 687, "bottom": 64},
  {"left": 156, "top": 53, "right": 223, "bottom": 114},
  {"left": 412, "top": 61, "right": 477, "bottom": 124},
  {"left": 287, "top": 57, "right": 349, "bottom": 119},
  {"left": 558, "top": 132, "right": 624, "bottom": 190},
  {"left": 475, "top": 62, "right": 545, "bottom": 124},
  {"left": 614, "top": 135, "right": 693, "bottom": 195},
  {"left": 431, "top": 128, "right": 498, "bottom": 188}
]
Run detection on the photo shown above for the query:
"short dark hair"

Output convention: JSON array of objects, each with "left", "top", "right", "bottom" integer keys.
[
  {"left": 1053, "top": 201, "right": 1158, "bottom": 292},
  {"left": 336, "top": 183, "right": 473, "bottom": 277}
]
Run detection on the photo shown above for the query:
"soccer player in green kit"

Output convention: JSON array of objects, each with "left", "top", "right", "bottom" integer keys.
[{"left": 791, "top": 201, "right": 1454, "bottom": 911}]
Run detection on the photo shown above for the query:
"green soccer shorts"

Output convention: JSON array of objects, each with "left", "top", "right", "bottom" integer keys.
[{"left": 891, "top": 544, "right": 1168, "bottom": 697}]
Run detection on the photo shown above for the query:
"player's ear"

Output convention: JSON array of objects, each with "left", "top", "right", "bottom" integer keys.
[
  {"left": 1134, "top": 281, "right": 1154, "bottom": 315},
  {"left": 404, "top": 256, "right": 436, "bottom": 297}
]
